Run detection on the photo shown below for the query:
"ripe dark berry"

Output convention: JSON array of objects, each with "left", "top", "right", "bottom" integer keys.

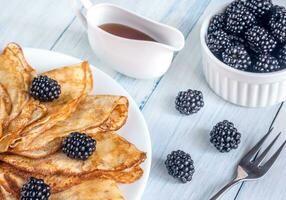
[
  {"left": 210, "top": 120, "right": 241, "bottom": 153},
  {"left": 225, "top": 0, "right": 246, "bottom": 15},
  {"left": 207, "top": 30, "right": 231, "bottom": 55},
  {"left": 245, "top": 0, "right": 273, "bottom": 18},
  {"left": 245, "top": 26, "right": 277, "bottom": 54},
  {"left": 222, "top": 45, "right": 251, "bottom": 71},
  {"left": 165, "top": 150, "right": 195, "bottom": 183},
  {"left": 277, "top": 45, "right": 286, "bottom": 67},
  {"left": 175, "top": 89, "right": 204, "bottom": 115},
  {"left": 62, "top": 132, "right": 96, "bottom": 160},
  {"left": 208, "top": 13, "right": 226, "bottom": 34},
  {"left": 20, "top": 177, "right": 51, "bottom": 200},
  {"left": 229, "top": 34, "right": 246, "bottom": 46},
  {"left": 30, "top": 75, "right": 61, "bottom": 102},
  {"left": 268, "top": 5, "right": 286, "bottom": 43},
  {"left": 225, "top": 0, "right": 256, "bottom": 34},
  {"left": 253, "top": 54, "right": 280, "bottom": 73}
]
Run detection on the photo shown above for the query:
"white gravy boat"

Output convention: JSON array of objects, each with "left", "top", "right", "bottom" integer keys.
[{"left": 72, "top": 0, "right": 185, "bottom": 79}]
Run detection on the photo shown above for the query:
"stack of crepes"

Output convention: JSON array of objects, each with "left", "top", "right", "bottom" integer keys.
[{"left": 0, "top": 43, "right": 146, "bottom": 200}]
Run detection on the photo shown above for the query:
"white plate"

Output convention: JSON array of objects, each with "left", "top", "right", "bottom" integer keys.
[{"left": 23, "top": 48, "right": 151, "bottom": 200}]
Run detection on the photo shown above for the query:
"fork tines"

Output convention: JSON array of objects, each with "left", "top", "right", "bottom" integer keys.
[{"left": 240, "top": 127, "right": 286, "bottom": 173}]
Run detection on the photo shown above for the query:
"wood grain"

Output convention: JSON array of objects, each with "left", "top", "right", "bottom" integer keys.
[
  {"left": 0, "top": 0, "right": 75, "bottom": 49},
  {"left": 141, "top": 1, "right": 282, "bottom": 199},
  {"left": 235, "top": 103, "right": 286, "bottom": 200},
  {"left": 1, "top": 0, "right": 286, "bottom": 199}
]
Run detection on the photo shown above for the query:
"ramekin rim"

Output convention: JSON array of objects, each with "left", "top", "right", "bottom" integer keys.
[{"left": 199, "top": 4, "right": 286, "bottom": 79}]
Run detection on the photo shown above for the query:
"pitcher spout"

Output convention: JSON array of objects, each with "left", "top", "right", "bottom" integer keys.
[{"left": 156, "top": 25, "right": 185, "bottom": 51}]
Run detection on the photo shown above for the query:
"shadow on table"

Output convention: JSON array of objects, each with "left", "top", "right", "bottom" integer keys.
[
  {"left": 151, "top": 156, "right": 181, "bottom": 184},
  {"left": 193, "top": 128, "right": 216, "bottom": 153}
]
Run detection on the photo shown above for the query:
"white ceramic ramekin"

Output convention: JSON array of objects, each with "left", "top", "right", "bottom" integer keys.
[{"left": 200, "top": 5, "right": 286, "bottom": 108}]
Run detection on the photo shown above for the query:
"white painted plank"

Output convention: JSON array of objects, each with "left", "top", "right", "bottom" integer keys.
[
  {"left": 220, "top": 1, "right": 286, "bottom": 199},
  {"left": 140, "top": 0, "right": 282, "bottom": 199},
  {"left": 0, "top": 0, "right": 75, "bottom": 49},
  {"left": 235, "top": 103, "right": 286, "bottom": 200},
  {"left": 51, "top": 0, "right": 211, "bottom": 106},
  {"left": 1, "top": 0, "right": 284, "bottom": 199}
]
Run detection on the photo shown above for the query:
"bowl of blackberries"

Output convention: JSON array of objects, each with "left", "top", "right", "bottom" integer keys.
[{"left": 200, "top": 0, "right": 286, "bottom": 107}]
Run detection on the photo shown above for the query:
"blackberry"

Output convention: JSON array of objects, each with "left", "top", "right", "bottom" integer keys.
[
  {"left": 222, "top": 45, "right": 251, "bottom": 71},
  {"left": 225, "top": 0, "right": 256, "bottom": 34},
  {"left": 245, "top": 26, "right": 277, "bottom": 54},
  {"left": 62, "top": 132, "right": 96, "bottom": 160},
  {"left": 229, "top": 34, "right": 246, "bottom": 46},
  {"left": 208, "top": 13, "right": 226, "bottom": 34},
  {"left": 253, "top": 54, "right": 280, "bottom": 72},
  {"left": 268, "top": 5, "right": 286, "bottom": 43},
  {"left": 225, "top": 0, "right": 246, "bottom": 15},
  {"left": 245, "top": 0, "right": 273, "bottom": 18},
  {"left": 207, "top": 30, "right": 231, "bottom": 55},
  {"left": 30, "top": 75, "right": 61, "bottom": 102},
  {"left": 210, "top": 120, "right": 241, "bottom": 153},
  {"left": 175, "top": 89, "right": 204, "bottom": 115},
  {"left": 165, "top": 150, "right": 195, "bottom": 183},
  {"left": 277, "top": 45, "right": 286, "bottom": 67},
  {"left": 20, "top": 177, "right": 51, "bottom": 200}
]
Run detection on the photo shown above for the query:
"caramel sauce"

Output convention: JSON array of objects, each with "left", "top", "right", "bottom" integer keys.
[{"left": 99, "top": 23, "right": 156, "bottom": 42}]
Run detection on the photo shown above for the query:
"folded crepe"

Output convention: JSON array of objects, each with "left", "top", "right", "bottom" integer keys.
[
  {"left": 0, "top": 58, "right": 93, "bottom": 152},
  {"left": 0, "top": 43, "right": 145, "bottom": 200},
  {"left": 0, "top": 43, "right": 48, "bottom": 152},
  {"left": 0, "top": 132, "right": 146, "bottom": 175},
  {"left": 0, "top": 100, "right": 47, "bottom": 153},
  {"left": 0, "top": 165, "right": 125, "bottom": 200},
  {"left": 0, "top": 84, "right": 12, "bottom": 138},
  {"left": 10, "top": 95, "right": 129, "bottom": 158},
  {"left": 0, "top": 162, "right": 143, "bottom": 193},
  {"left": 50, "top": 179, "right": 124, "bottom": 200},
  {"left": 18, "top": 60, "right": 93, "bottom": 141},
  {"left": 0, "top": 43, "right": 35, "bottom": 129}
]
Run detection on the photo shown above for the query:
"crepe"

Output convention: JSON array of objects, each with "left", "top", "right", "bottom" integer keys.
[
  {"left": 11, "top": 95, "right": 129, "bottom": 158},
  {"left": 0, "top": 43, "right": 146, "bottom": 200},
  {"left": 5, "top": 101, "right": 46, "bottom": 134},
  {"left": 0, "top": 132, "right": 146, "bottom": 175},
  {"left": 18, "top": 61, "right": 93, "bottom": 139},
  {"left": 0, "top": 162, "right": 143, "bottom": 193},
  {"left": 0, "top": 84, "right": 11, "bottom": 138},
  {"left": 0, "top": 100, "right": 47, "bottom": 153},
  {"left": 0, "top": 61, "right": 93, "bottom": 153},
  {"left": 0, "top": 166, "right": 124, "bottom": 200},
  {"left": 0, "top": 43, "right": 46, "bottom": 152},
  {"left": 0, "top": 43, "right": 35, "bottom": 128},
  {"left": 0, "top": 44, "right": 93, "bottom": 152},
  {"left": 50, "top": 179, "right": 124, "bottom": 200}
]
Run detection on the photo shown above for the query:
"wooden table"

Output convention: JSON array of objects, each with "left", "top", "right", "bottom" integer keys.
[{"left": 1, "top": 0, "right": 286, "bottom": 199}]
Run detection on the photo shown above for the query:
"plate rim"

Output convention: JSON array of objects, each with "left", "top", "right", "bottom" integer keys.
[{"left": 23, "top": 47, "right": 152, "bottom": 200}]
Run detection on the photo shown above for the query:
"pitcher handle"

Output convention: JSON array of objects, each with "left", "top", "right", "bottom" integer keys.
[{"left": 71, "top": 0, "right": 93, "bottom": 29}]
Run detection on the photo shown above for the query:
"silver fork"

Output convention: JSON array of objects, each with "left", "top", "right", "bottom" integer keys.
[{"left": 210, "top": 127, "right": 286, "bottom": 200}]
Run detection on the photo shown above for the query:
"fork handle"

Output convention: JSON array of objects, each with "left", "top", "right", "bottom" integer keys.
[{"left": 209, "top": 178, "right": 243, "bottom": 200}]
